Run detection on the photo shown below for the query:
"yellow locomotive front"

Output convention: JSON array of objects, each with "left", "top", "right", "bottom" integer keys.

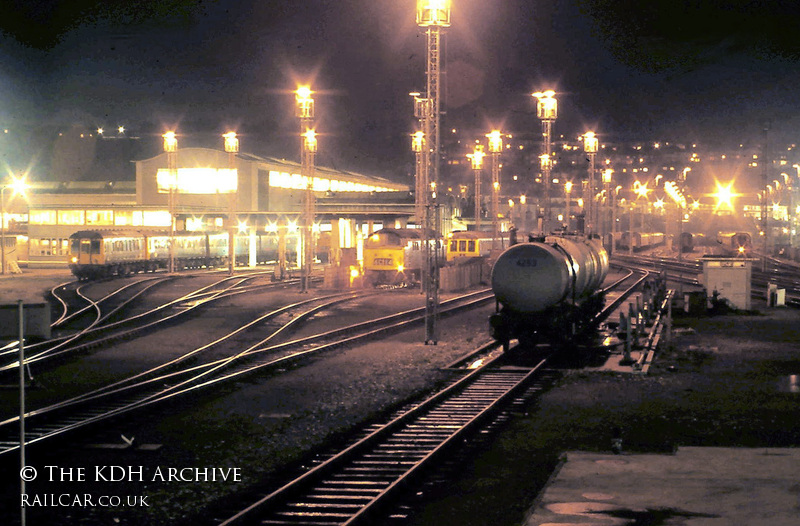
[{"left": 363, "top": 228, "right": 422, "bottom": 285}]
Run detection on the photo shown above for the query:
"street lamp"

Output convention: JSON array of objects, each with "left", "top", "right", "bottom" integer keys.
[
  {"left": 612, "top": 185, "right": 622, "bottom": 253},
  {"left": 533, "top": 90, "right": 557, "bottom": 234},
  {"left": 582, "top": 131, "right": 599, "bottom": 235},
  {"left": 162, "top": 131, "right": 178, "bottom": 273},
  {"left": 564, "top": 181, "right": 573, "bottom": 232},
  {"left": 487, "top": 130, "right": 503, "bottom": 250},
  {"left": 296, "top": 86, "right": 316, "bottom": 292},
  {"left": 467, "top": 145, "right": 485, "bottom": 232},
  {"left": 223, "top": 132, "right": 239, "bottom": 276},
  {"left": 602, "top": 168, "right": 613, "bottom": 238},
  {"left": 1, "top": 175, "right": 28, "bottom": 275}
]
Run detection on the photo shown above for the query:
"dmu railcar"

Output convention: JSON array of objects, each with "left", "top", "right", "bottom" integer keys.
[{"left": 68, "top": 229, "right": 298, "bottom": 279}]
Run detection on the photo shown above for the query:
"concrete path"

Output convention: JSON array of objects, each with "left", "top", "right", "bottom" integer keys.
[{"left": 523, "top": 447, "right": 800, "bottom": 526}]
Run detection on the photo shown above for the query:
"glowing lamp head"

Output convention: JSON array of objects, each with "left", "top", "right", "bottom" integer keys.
[
  {"left": 416, "top": 0, "right": 451, "bottom": 27},
  {"left": 5, "top": 175, "right": 29, "bottom": 197},
  {"left": 295, "top": 86, "right": 315, "bottom": 119},
  {"left": 397, "top": 264, "right": 405, "bottom": 273},
  {"left": 223, "top": 132, "right": 239, "bottom": 153},
  {"left": 302, "top": 129, "right": 318, "bottom": 153},
  {"left": 486, "top": 130, "right": 503, "bottom": 153},
  {"left": 162, "top": 131, "right": 178, "bottom": 153},
  {"left": 583, "top": 131, "right": 598, "bottom": 154},
  {"left": 467, "top": 146, "right": 485, "bottom": 170},
  {"left": 532, "top": 90, "right": 557, "bottom": 120},
  {"left": 411, "top": 131, "right": 425, "bottom": 153}
]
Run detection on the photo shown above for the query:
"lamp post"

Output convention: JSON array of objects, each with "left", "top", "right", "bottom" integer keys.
[
  {"left": 612, "top": 186, "right": 622, "bottom": 254},
  {"left": 533, "top": 90, "right": 557, "bottom": 235},
  {"left": 602, "top": 168, "right": 613, "bottom": 238},
  {"left": 410, "top": 92, "right": 431, "bottom": 225},
  {"left": 1, "top": 176, "right": 28, "bottom": 275},
  {"left": 417, "top": 0, "right": 449, "bottom": 206},
  {"left": 296, "top": 86, "right": 316, "bottom": 292},
  {"left": 223, "top": 132, "right": 239, "bottom": 276},
  {"left": 162, "top": 131, "right": 178, "bottom": 274},
  {"left": 467, "top": 145, "right": 485, "bottom": 232},
  {"left": 582, "top": 131, "right": 598, "bottom": 236},
  {"left": 417, "top": 0, "right": 450, "bottom": 346},
  {"left": 564, "top": 181, "right": 573, "bottom": 232},
  {"left": 487, "top": 130, "right": 503, "bottom": 250}
]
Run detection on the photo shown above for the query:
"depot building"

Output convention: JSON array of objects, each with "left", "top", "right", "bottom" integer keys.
[{"left": 13, "top": 148, "right": 413, "bottom": 268}]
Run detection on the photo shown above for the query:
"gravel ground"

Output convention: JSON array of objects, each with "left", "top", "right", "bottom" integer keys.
[
  {"left": 4, "top": 269, "right": 798, "bottom": 526},
  {"left": 0, "top": 272, "right": 497, "bottom": 526}
]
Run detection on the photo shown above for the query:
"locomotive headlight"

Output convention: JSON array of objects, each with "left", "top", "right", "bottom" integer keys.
[
  {"left": 397, "top": 265, "right": 404, "bottom": 273},
  {"left": 738, "top": 246, "right": 746, "bottom": 254},
  {"left": 350, "top": 268, "right": 360, "bottom": 279},
  {"left": 71, "top": 257, "right": 78, "bottom": 263}
]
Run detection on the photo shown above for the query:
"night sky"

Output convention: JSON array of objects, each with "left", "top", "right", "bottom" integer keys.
[{"left": 1, "top": 0, "right": 800, "bottom": 180}]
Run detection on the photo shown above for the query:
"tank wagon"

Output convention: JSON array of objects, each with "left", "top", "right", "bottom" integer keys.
[{"left": 489, "top": 235, "right": 609, "bottom": 350}]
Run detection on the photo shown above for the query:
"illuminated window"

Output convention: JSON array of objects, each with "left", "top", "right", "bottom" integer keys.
[
  {"left": 114, "top": 210, "right": 144, "bottom": 226},
  {"left": 142, "top": 210, "right": 171, "bottom": 227},
  {"left": 57, "top": 210, "right": 85, "bottom": 225},
  {"left": 268, "top": 170, "right": 392, "bottom": 193},
  {"left": 29, "top": 210, "right": 57, "bottom": 225},
  {"left": 86, "top": 210, "right": 113, "bottom": 225},
  {"left": 157, "top": 168, "right": 238, "bottom": 194}
]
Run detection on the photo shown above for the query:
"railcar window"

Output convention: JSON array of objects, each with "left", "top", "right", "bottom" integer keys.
[
  {"left": 91, "top": 239, "right": 101, "bottom": 253},
  {"left": 71, "top": 239, "right": 81, "bottom": 253},
  {"left": 459, "top": 240, "right": 467, "bottom": 252},
  {"left": 449, "top": 240, "right": 457, "bottom": 251},
  {"left": 468, "top": 241, "right": 475, "bottom": 252}
]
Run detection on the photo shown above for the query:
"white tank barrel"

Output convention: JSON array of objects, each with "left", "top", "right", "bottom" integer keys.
[{"left": 491, "top": 236, "right": 609, "bottom": 314}]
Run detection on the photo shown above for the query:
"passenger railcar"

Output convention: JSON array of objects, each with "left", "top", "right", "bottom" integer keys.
[
  {"left": 68, "top": 229, "right": 298, "bottom": 279},
  {"left": 619, "top": 231, "right": 665, "bottom": 252},
  {"left": 446, "top": 231, "right": 495, "bottom": 262},
  {"left": 717, "top": 231, "right": 752, "bottom": 256},
  {"left": 489, "top": 235, "right": 609, "bottom": 350},
  {"left": 363, "top": 228, "right": 445, "bottom": 285}
]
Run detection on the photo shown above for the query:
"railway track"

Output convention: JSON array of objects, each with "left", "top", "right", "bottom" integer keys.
[
  {"left": 0, "top": 272, "right": 296, "bottom": 375},
  {"left": 0, "top": 289, "right": 493, "bottom": 458},
  {"left": 212, "top": 274, "right": 655, "bottom": 526},
  {"left": 218, "top": 351, "right": 551, "bottom": 526}
]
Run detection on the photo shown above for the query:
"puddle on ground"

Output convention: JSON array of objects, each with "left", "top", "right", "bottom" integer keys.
[{"left": 777, "top": 374, "right": 800, "bottom": 393}]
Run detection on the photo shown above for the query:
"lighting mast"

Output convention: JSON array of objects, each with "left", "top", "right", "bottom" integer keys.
[
  {"left": 487, "top": 130, "right": 503, "bottom": 250},
  {"left": 223, "top": 132, "right": 239, "bottom": 276},
  {"left": 162, "top": 131, "right": 178, "bottom": 273},
  {"left": 296, "top": 86, "right": 316, "bottom": 292},
  {"left": 417, "top": 0, "right": 450, "bottom": 345},
  {"left": 582, "top": 131, "right": 598, "bottom": 236},
  {"left": 533, "top": 90, "right": 557, "bottom": 235}
]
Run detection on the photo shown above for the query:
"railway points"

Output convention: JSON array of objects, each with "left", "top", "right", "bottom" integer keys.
[{"left": 1, "top": 259, "right": 799, "bottom": 526}]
